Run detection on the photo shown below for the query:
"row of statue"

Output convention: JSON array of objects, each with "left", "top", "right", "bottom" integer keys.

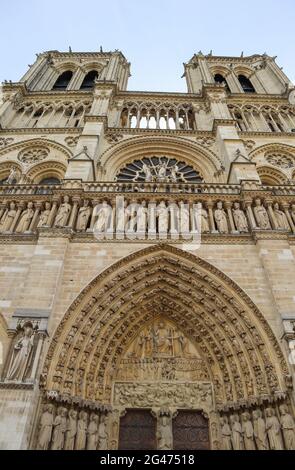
[
  {"left": 37, "top": 405, "right": 109, "bottom": 450},
  {"left": 0, "top": 197, "right": 295, "bottom": 235},
  {"left": 220, "top": 405, "right": 295, "bottom": 450}
]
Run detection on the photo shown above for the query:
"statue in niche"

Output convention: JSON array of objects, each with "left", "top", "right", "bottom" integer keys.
[
  {"left": 157, "top": 201, "right": 169, "bottom": 233},
  {"left": 279, "top": 404, "right": 295, "bottom": 450},
  {"left": 15, "top": 202, "right": 34, "bottom": 232},
  {"left": 195, "top": 203, "right": 210, "bottom": 233},
  {"left": 157, "top": 161, "right": 168, "bottom": 182},
  {"left": 241, "top": 412, "right": 255, "bottom": 450},
  {"left": 230, "top": 414, "right": 243, "bottom": 450},
  {"left": 97, "top": 414, "right": 108, "bottom": 450},
  {"left": 0, "top": 202, "right": 16, "bottom": 232},
  {"left": 6, "top": 322, "right": 36, "bottom": 381},
  {"left": 94, "top": 201, "right": 110, "bottom": 232},
  {"left": 253, "top": 199, "right": 271, "bottom": 229},
  {"left": 179, "top": 201, "right": 190, "bottom": 233},
  {"left": 51, "top": 407, "right": 67, "bottom": 450},
  {"left": 6, "top": 166, "right": 21, "bottom": 184},
  {"left": 157, "top": 415, "right": 173, "bottom": 450},
  {"left": 172, "top": 329, "right": 189, "bottom": 357},
  {"left": 273, "top": 203, "right": 290, "bottom": 230},
  {"left": 37, "top": 202, "right": 51, "bottom": 228},
  {"left": 136, "top": 201, "right": 147, "bottom": 233},
  {"left": 75, "top": 410, "right": 88, "bottom": 450},
  {"left": 170, "top": 164, "right": 180, "bottom": 183},
  {"left": 154, "top": 322, "right": 172, "bottom": 355},
  {"left": 253, "top": 409, "right": 269, "bottom": 450},
  {"left": 38, "top": 404, "right": 54, "bottom": 450},
  {"left": 232, "top": 202, "right": 249, "bottom": 232},
  {"left": 54, "top": 195, "right": 71, "bottom": 228},
  {"left": 76, "top": 200, "right": 91, "bottom": 231},
  {"left": 220, "top": 416, "right": 232, "bottom": 450},
  {"left": 214, "top": 201, "right": 228, "bottom": 233},
  {"left": 87, "top": 413, "right": 99, "bottom": 450},
  {"left": 265, "top": 407, "right": 284, "bottom": 450},
  {"left": 65, "top": 409, "right": 77, "bottom": 450}
]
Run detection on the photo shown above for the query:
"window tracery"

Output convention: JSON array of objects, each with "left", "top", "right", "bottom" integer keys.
[{"left": 18, "top": 147, "right": 49, "bottom": 164}]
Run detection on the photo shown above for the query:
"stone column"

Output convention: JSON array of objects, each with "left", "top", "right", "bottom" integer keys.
[
  {"left": 29, "top": 202, "right": 42, "bottom": 231},
  {"left": 282, "top": 203, "right": 295, "bottom": 234},
  {"left": 266, "top": 200, "right": 277, "bottom": 230},
  {"left": 225, "top": 201, "right": 237, "bottom": 233},
  {"left": 68, "top": 197, "right": 80, "bottom": 229},
  {"left": 207, "top": 201, "right": 217, "bottom": 233},
  {"left": 47, "top": 197, "right": 59, "bottom": 227},
  {"left": 244, "top": 200, "right": 257, "bottom": 230}
]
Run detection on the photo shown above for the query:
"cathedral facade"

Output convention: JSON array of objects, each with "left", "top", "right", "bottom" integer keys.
[{"left": 0, "top": 49, "right": 295, "bottom": 450}]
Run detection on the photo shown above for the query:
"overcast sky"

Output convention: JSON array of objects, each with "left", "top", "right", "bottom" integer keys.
[{"left": 1, "top": 0, "right": 295, "bottom": 92}]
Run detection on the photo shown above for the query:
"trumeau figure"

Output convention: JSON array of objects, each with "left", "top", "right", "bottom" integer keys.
[
  {"left": 76, "top": 200, "right": 91, "bottom": 231},
  {"left": 6, "top": 323, "right": 35, "bottom": 381},
  {"left": 65, "top": 409, "right": 77, "bottom": 450},
  {"left": 253, "top": 409, "right": 269, "bottom": 450},
  {"left": 220, "top": 416, "right": 232, "bottom": 450},
  {"left": 273, "top": 203, "right": 290, "bottom": 230},
  {"left": 253, "top": 199, "right": 271, "bottom": 229},
  {"left": 265, "top": 407, "right": 284, "bottom": 450},
  {"left": 51, "top": 407, "right": 67, "bottom": 450},
  {"left": 279, "top": 404, "right": 295, "bottom": 450},
  {"left": 214, "top": 201, "right": 228, "bottom": 233},
  {"left": 157, "top": 415, "right": 173, "bottom": 450},
  {"left": 15, "top": 202, "right": 34, "bottom": 232},
  {"left": 87, "top": 413, "right": 99, "bottom": 450},
  {"left": 157, "top": 201, "right": 169, "bottom": 233},
  {"left": 54, "top": 195, "right": 71, "bottom": 227},
  {"left": 230, "top": 414, "right": 244, "bottom": 450},
  {"left": 37, "top": 202, "right": 51, "bottom": 228},
  {"left": 38, "top": 404, "right": 54, "bottom": 450},
  {"left": 241, "top": 412, "right": 255, "bottom": 450},
  {"left": 97, "top": 414, "right": 108, "bottom": 450},
  {"left": 232, "top": 202, "right": 249, "bottom": 232},
  {"left": 75, "top": 411, "right": 88, "bottom": 450},
  {"left": 0, "top": 202, "right": 16, "bottom": 232}
]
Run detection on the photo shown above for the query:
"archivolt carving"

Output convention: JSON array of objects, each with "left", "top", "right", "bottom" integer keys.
[
  {"left": 249, "top": 143, "right": 295, "bottom": 162},
  {"left": 257, "top": 166, "right": 288, "bottom": 185},
  {"left": 26, "top": 161, "right": 66, "bottom": 183},
  {"left": 42, "top": 245, "right": 289, "bottom": 409},
  {"left": 0, "top": 138, "right": 72, "bottom": 160}
]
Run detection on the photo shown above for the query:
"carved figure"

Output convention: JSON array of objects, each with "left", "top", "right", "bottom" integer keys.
[
  {"left": 76, "top": 200, "right": 91, "bottom": 231},
  {"left": 220, "top": 416, "right": 232, "bottom": 450},
  {"left": 253, "top": 409, "right": 269, "bottom": 450},
  {"left": 232, "top": 202, "right": 249, "bottom": 232},
  {"left": 214, "top": 201, "right": 228, "bottom": 233},
  {"left": 16, "top": 202, "right": 34, "bottom": 232},
  {"left": 54, "top": 196, "right": 71, "bottom": 227},
  {"left": 241, "top": 412, "right": 255, "bottom": 450},
  {"left": 230, "top": 414, "right": 243, "bottom": 450},
  {"left": 273, "top": 203, "right": 289, "bottom": 230},
  {"left": 87, "top": 413, "right": 99, "bottom": 450},
  {"left": 279, "top": 404, "right": 295, "bottom": 450},
  {"left": 6, "top": 323, "right": 35, "bottom": 381},
  {"left": 253, "top": 199, "right": 271, "bottom": 229},
  {"left": 37, "top": 202, "right": 51, "bottom": 228},
  {"left": 157, "top": 415, "right": 173, "bottom": 450},
  {"left": 265, "top": 407, "right": 284, "bottom": 450},
  {"left": 38, "top": 404, "right": 54, "bottom": 450},
  {"left": 65, "top": 409, "right": 77, "bottom": 450},
  {"left": 51, "top": 407, "right": 67, "bottom": 450},
  {"left": 0, "top": 202, "right": 17, "bottom": 232}
]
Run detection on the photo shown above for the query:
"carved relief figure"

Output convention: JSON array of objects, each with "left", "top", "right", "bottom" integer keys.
[
  {"left": 265, "top": 407, "right": 284, "bottom": 450},
  {"left": 94, "top": 201, "right": 110, "bottom": 232},
  {"left": 154, "top": 322, "right": 172, "bottom": 355},
  {"left": 142, "top": 163, "right": 153, "bottom": 182},
  {"left": 51, "top": 407, "right": 67, "bottom": 450},
  {"left": 136, "top": 201, "right": 147, "bottom": 233},
  {"left": 87, "top": 413, "right": 99, "bottom": 450},
  {"left": 97, "top": 414, "right": 108, "bottom": 450},
  {"left": 197, "top": 203, "right": 210, "bottom": 233},
  {"left": 0, "top": 202, "right": 16, "bottom": 232},
  {"left": 37, "top": 202, "right": 51, "bottom": 228},
  {"left": 6, "top": 323, "right": 35, "bottom": 381},
  {"left": 232, "top": 202, "right": 249, "bottom": 232},
  {"left": 54, "top": 196, "right": 71, "bottom": 228},
  {"left": 241, "top": 412, "right": 255, "bottom": 450},
  {"left": 157, "top": 415, "right": 173, "bottom": 450},
  {"left": 253, "top": 409, "right": 269, "bottom": 450},
  {"left": 65, "top": 409, "right": 77, "bottom": 450},
  {"left": 15, "top": 202, "right": 34, "bottom": 232},
  {"left": 214, "top": 201, "right": 228, "bottom": 233},
  {"left": 230, "top": 414, "right": 243, "bottom": 450},
  {"left": 253, "top": 199, "right": 271, "bottom": 229},
  {"left": 75, "top": 411, "right": 88, "bottom": 450},
  {"left": 179, "top": 202, "right": 190, "bottom": 233},
  {"left": 279, "top": 404, "right": 295, "bottom": 450},
  {"left": 273, "top": 203, "right": 290, "bottom": 230},
  {"left": 76, "top": 200, "right": 91, "bottom": 231},
  {"left": 38, "top": 404, "right": 54, "bottom": 450},
  {"left": 220, "top": 416, "right": 232, "bottom": 450}
]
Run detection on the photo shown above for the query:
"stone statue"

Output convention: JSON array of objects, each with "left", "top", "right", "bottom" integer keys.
[
  {"left": 65, "top": 409, "right": 77, "bottom": 450},
  {"left": 94, "top": 201, "right": 110, "bottom": 232},
  {"left": 76, "top": 200, "right": 91, "bottom": 231},
  {"left": 253, "top": 199, "right": 271, "bottom": 229},
  {"left": 157, "top": 201, "right": 169, "bottom": 233},
  {"left": 6, "top": 166, "right": 20, "bottom": 184},
  {"left": 265, "top": 407, "right": 284, "bottom": 450},
  {"left": 0, "top": 202, "right": 16, "bottom": 232},
  {"left": 273, "top": 203, "right": 290, "bottom": 230},
  {"left": 179, "top": 202, "right": 190, "bottom": 234},
  {"left": 37, "top": 202, "right": 51, "bottom": 228},
  {"left": 54, "top": 196, "right": 72, "bottom": 228},
  {"left": 195, "top": 203, "right": 210, "bottom": 233},
  {"left": 87, "top": 413, "right": 99, "bottom": 450},
  {"left": 97, "top": 414, "right": 108, "bottom": 450},
  {"left": 75, "top": 410, "right": 87, "bottom": 450},
  {"left": 220, "top": 416, "right": 232, "bottom": 450},
  {"left": 136, "top": 201, "right": 147, "bottom": 233},
  {"left": 170, "top": 164, "right": 179, "bottom": 183},
  {"left": 230, "top": 414, "right": 243, "bottom": 450},
  {"left": 6, "top": 323, "right": 35, "bottom": 381},
  {"left": 38, "top": 404, "right": 54, "bottom": 450},
  {"left": 232, "top": 202, "right": 249, "bottom": 232},
  {"left": 154, "top": 322, "right": 172, "bottom": 355},
  {"left": 157, "top": 415, "right": 173, "bottom": 450},
  {"left": 15, "top": 202, "right": 34, "bottom": 232},
  {"left": 142, "top": 163, "right": 152, "bottom": 182},
  {"left": 157, "top": 161, "right": 168, "bottom": 182},
  {"left": 241, "top": 412, "right": 255, "bottom": 450},
  {"left": 279, "top": 404, "right": 295, "bottom": 450},
  {"left": 214, "top": 201, "right": 228, "bottom": 233},
  {"left": 253, "top": 409, "right": 269, "bottom": 450},
  {"left": 51, "top": 407, "right": 67, "bottom": 450}
]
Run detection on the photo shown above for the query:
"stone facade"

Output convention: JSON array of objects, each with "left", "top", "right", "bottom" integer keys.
[{"left": 0, "top": 49, "right": 295, "bottom": 450}]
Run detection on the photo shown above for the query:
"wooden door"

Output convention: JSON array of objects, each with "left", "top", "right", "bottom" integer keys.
[
  {"left": 118, "top": 409, "right": 156, "bottom": 450},
  {"left": 173, "top": 410, "right": 210, "bottom": 450}
]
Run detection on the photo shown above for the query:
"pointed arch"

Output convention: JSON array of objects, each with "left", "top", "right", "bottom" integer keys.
[{"left": 42, "top": 245, "right": 289, "bottom": 410}]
